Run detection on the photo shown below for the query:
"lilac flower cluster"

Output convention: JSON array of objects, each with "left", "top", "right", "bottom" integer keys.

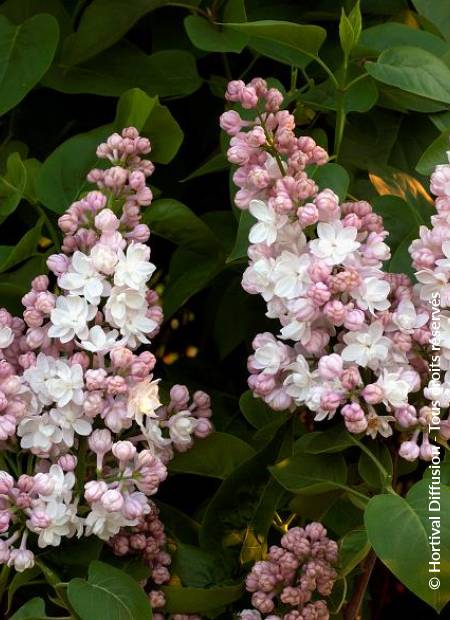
[
  {"left": 240, "top": 523, "right": 337, "bottom": 619},
  {"left": 221, "top": 78, "right": 443, "bottom": 460},
  {"left": 0, "top": 128, "right": 213, "bottom": 571}
]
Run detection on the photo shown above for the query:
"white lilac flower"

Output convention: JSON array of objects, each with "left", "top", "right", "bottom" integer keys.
[
  {"left": 143, "top": 417, "right": 173, "bottom": 460},
  {"left": 272, "top": 251, "right": 311, "bottom": 300},
  {"left": 309, "top": 221, "right": 360, "bottom": 265},
  {"left": 58, "top": 251, "right": 110, "bottom": 305},
  {"left": 18, "top": 414, "right": 63, "bottom": 453},
  {"left": 391, "top": 299, "right": 429, "bottom": 333},
  {"left": 84, "top": 503, "right": 136, "bottom": 540},
  {"left": 23, "top": 353, "right": 58, "bottom": 407},
  {"left": 248, "top": 199, "right": 287, "bottom": 246},
  {"left": 105, "top": 285, "right": 158, "bottom": 346},
  {"left": 114, "top": 242, "right": 156, "bottom": 290},
  {"left": 166, "top": 411, "right": 197, "bottom": 451},
  {"left": 0, "top": 326, "right": 14, "bottom": 349},
  {"left": 253, "top": 340, "right": 289, "bottom": 375},
  {"left": 89, "top": 243, "right": 118, "bottom": 275},
  {"left": 28, "top": 500, "right": 82, "bottom": 548},
  {"left": 79, "top": 325, "right": 121, "bottom": 353},
  {"left": 436, "top": 240, "right": 450, "bottom": 271},
  {"left": 242, "top": 257, "right": 276, "bottom": 301},
  {"left": 351, "top": 276, "right": 390, "bottom": 313},
  {"left": 341, "top": 321, "right": 390, "bottom": 368},
  {"left": 49, "top": 295, "right": 97, "bottom": 343},
  {"left": 35, "top": 465, "right": 76, "bottom": 502},
  {"left": 49, "top": 403, "right": 92, "bottom": 447},
  {"left": 376, "top": 370, "right": 410, "bottom": 408},
  {"left": 415, "top": 269, "right": 448, "bottom": 301},
  {"left": 366, "top": 410, "right": 395, "bottom": 439},
  {"left": 45, "top": 361, "right": 84, "bottom": 407},
  {"left": 283, "top": 355, "right": 313, "bottom": 404},
  {"left": 127, "top": 377, "right": 161, "bottom": 426}
]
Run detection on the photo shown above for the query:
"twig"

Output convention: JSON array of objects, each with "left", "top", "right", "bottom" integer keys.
[{"left": 343, "top": 550, "right": 377, "bottom": 620}]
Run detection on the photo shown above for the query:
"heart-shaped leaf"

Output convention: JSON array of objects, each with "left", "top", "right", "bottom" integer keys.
[
  {"left": 0, "top": 13, "right": 59, "bottom": 116},
  {"left": 365, "top": 481, "right": 450, "bottom": 612}
]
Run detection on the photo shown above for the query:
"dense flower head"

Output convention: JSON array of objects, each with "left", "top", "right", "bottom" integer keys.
[
  {"left": 240, "top": 523, "right": 337, "bottom": 619},
  {"left": 0, "top": 128, "right": 213, "bottom": 573},
  {"left": 221, "top": 78, "right": 443, "bottom": 461}
]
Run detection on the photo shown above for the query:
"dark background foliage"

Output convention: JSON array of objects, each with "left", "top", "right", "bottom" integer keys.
[{"left": 1, "top": 0, "right": 449, "bottom": 618}]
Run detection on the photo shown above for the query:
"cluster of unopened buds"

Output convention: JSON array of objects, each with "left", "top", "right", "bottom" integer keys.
[
  {"left": 239, "top": 523, "right": 338, "bottom": 620},
  {"left": 0, "top": 128, "right": 213, "bottom": 572},
  {"left": 221, "top": 77, "right": 448, "bottom": 461}
]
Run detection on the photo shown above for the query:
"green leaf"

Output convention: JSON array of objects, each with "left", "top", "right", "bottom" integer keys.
[
  {"left": 172, "top": 542, "right": 227, "bottom": 587},
  {"left": 365, "top": 47, "right": 450, "bottom": 104},
  {"left": 163, "top": 246, "right": 225, "bottom": 318},
  {"left": 157, "top": 500, "right": 199, "bottom": 545},
  {"left": 9, "top": 597, "right": 46, "bottom": 620},
  {"left": 0, "top": 152, "right": 27, "bottom": 218},
  {"left": 0, "top": 0, "right": 71, "bottom": 38},
  {"left": 143, "top": 198, "right": 220, "bottom": 254},
  {"left": 239, "top": 390, "right": 280, "bottom": 429},
  {"left": 184, "top": 15, "right": 247, "bottom": 53},
  {"left": 302, "top": 74, "right": 378, "bottom": 114},
  {"left": 7, "top": 565, "right": 42, "bottom": 613},
  {"left": 169, "top": 432, "right": 255, "bottom": 478},
  {"left": 143, "top": 101, "right": 183, "bottom": 164},
  {"left": 115, "top": 88, "right": 183, "bottom": 163},
  {"left": 62, "top": 0, "right": 163, "bottom": 65},
  {"left": 36, "top": 124, "right": 111, "bottom": 214},
  {"left": 372, "top": 195, "right": 420, "bottom": 253},
  {"left": 0, "top": 13, "right": 59, "bottom": 116},
  {"left": 357, "top": 443, "right": 393, "bottom": 489},
  {"left": 311, "top": 162, "right": 350, "bottom": 201},
  {"left": 67, "top": 561, "right": 152, "bottom": 619},
  {"left": 199, "top": 426, "right": 287, "bottom": 555},
  {"left": 115, "top": 88, "right": 157, "bottom": 132},
  {"left": 339, "top": 529, "right": 370, "bottom": 577},
  {"left": 44, "top": 43, "right": 201, "bottom": 98},
  {"left": 270, "top": 453, "right": 348, "bottom": 495},
  {"left": 227, "top": 209, "right": 254, "bottom": 262},
  {"left": 359, "top": 23, "right": 448, "bottom": 56},
  {"left": 182, "top": 152, "right": 228, "bottom": 182},
  {"left": 412, "top": 0, "right": 450, "bottom": 43},
  {"left": 416, "top": 131, "right": 450, "bottom": 175},
  {"left": 0, "top": 217, "right": 44, "bottom": 273},
  {"left": 294, "top": 426, "right": 356, "bottom": 455},
  {"left": 365, "top": 480, "right": 450, "bottom": 612},
  {"left": 228, "top": 20, "right": 326, "bottom": 68},
  {"left": 162, "top": 583, "right": 243, "bottom": 614},
  {"left": 339, "top": 1, "right": 362, "bottom": 58}
]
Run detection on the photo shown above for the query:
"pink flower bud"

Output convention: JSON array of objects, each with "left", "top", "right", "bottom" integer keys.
[
  {"left": 84, "top": 480, "right": 108, "bottom": 503},
  {"left": 194, "top": 418, "right": 213, "bottom": 438},
  {"left": 0, "top": 471, "right": 14, "bottom": 494},
  {"left": 110, "top": 347, "right": 134, "bottom": 369},
  {"left": 88, "top": 429, "right": 112, "bottom": 456},
  {"left": 219, "top": 110, "right": 242, "bottom": 136},
  {"left": 58, "top": 454, "right": 77, "bottom": 471},
  {"left": 362, "top": 384, "right": 383, "bottom": 405},
  {"left": 47, "top": 253, "right": 70, "bottom": 276},
  {"left": 95, "top": 208, "right": 120, "bottom": 232},
  {"left": 318, "top": 354, "right": 343, "bottom": 380},
  {"left": 399, "top": 440, "right": 420, "bottom": 462},
  {"left": 112, "top": 441, "right": 136, "bottom": 462},
  {"left": 101, "top": 489, "right": 124, "bottom": 512}
]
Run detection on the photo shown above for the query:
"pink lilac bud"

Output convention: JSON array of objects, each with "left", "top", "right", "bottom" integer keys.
[
  {"left": 220, "top": 110, "right": 242, "bottom": 136},
  {"left": 0, "top": 471, "right": 14, "bottom": 494},
  {"left": 85, "top": 480, "right": 108, "bottom": 503},
  {"left": 362, "top": 384, "right": 383, "bottom": 405},
  {"left": 58, "top": 454, "right": 77, "bottom": 471},
  {"left": 101, "top": 489, "right": 124, "bottom": 512},
  {"left": 318, "top": 354, "right": 343, "bottom": 380},
  {"left": 112, "top": 441, "right": 136, "bottom": 462}
]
